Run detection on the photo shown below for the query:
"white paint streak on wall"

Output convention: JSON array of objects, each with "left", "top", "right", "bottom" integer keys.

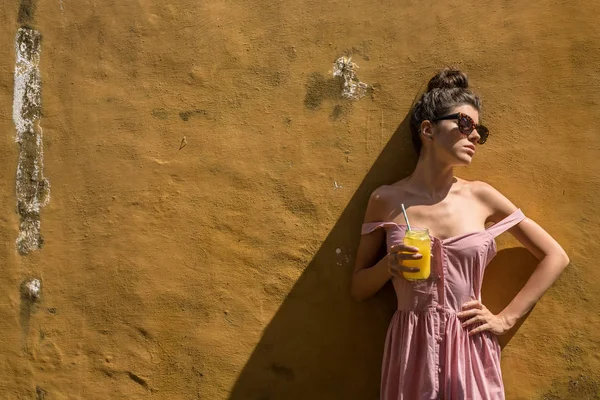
[
  {"left": 13, "top": 28, "right": 50, "bottom": 255},
  {"left": 332, "top": 56, "right": 369, "bottom": 100}
]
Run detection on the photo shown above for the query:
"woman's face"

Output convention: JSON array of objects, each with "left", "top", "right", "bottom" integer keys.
[{"left": 422, "top": 104, "right": 482, "bottom": 166}]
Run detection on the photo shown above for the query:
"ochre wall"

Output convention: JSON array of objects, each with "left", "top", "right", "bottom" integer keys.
[{"left": 1, "top": 0, "right": 599, "bottom": 398}]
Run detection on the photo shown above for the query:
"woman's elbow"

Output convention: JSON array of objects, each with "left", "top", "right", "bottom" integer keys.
[
  {"left": 350, "top": 279, "right": 368, "bottom": 302},
  {"left": 559, "top": 250, "right": 570, "bottom": 268},
  {"left": 350, "top": 284, "right": 364, "bottom": 302},
  {"left": 549, "top": 248, "right": 570, "bottom": 270}
]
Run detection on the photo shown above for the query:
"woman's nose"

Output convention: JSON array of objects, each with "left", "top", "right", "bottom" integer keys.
[{"left": 469, "top": 128, "right": 481, "bottom": 143}]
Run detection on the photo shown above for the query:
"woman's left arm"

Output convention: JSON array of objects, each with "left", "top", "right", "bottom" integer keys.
[{"left": 459, "top": 182, "right": 570, "bottom": 336}]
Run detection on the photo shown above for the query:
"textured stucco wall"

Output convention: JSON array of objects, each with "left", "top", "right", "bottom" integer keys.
[{"left": 0, "top": 0, "right": 598, "bottom": 398}]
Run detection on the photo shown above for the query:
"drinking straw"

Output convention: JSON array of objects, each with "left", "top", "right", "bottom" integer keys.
[{"left": 401, "top": 203, "right": 411, "bottom": 231}]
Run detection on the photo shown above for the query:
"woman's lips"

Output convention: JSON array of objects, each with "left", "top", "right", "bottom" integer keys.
[{"left": 464, "top": 146, "right": 475, "bottom": 155}]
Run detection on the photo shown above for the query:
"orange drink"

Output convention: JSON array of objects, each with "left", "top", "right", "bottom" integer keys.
[{"left": 402, "top": 228, "right": 431, "bottom": 281}]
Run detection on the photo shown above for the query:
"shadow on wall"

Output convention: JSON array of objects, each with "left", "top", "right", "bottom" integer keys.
[
  {"left": 229, "top": 115, "right": 537, "bottom": 399},
  {"left": 482, "top": 247, "right": 538, "bottom": 349}
]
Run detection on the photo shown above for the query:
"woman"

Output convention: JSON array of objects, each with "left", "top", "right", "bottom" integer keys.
[{"left": 351, "top": 68, "right": 569, "bottom": 400}]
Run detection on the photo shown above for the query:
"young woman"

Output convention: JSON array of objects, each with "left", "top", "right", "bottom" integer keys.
[{"left": 351, "top": 68, "right": 569, "bottom": 400}]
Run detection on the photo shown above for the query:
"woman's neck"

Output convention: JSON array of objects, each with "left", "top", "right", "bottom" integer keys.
[{"left": 406, "top": 152, "right": 455, "bottom": 201}]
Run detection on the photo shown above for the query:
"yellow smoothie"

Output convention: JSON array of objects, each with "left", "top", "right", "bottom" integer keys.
[{"left": 401, "top": 228, "right": 431, "bottom": 281}]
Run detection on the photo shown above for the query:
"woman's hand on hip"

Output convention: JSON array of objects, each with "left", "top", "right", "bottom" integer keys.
[{"left": 457, "top": 300, "right": 512, "bottom": 336}]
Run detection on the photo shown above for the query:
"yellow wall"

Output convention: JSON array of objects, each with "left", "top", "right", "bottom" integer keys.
[{"left": 1, "top": 0, "right": 598, "bottom": 398}]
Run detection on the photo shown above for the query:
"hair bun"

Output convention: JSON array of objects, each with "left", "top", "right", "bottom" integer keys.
[{"left": 426, "top": 68, "right": 469, "bottom": 91}]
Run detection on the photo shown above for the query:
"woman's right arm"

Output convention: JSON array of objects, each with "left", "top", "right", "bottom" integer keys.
[
  {"left": 351, "top": 248, "right": 394, "bottom": 301},
  {"left": 350, "top": 188, "right": 420, "bottom": 301}
]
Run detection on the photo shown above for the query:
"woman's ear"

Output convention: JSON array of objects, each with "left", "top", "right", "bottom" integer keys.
[{"left": 420, "top": 120, "right": 434, "bottom": 141}]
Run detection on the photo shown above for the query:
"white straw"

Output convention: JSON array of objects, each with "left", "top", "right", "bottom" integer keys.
[{"left": 401, "top": 203, "right": 412, "bottom": 231}]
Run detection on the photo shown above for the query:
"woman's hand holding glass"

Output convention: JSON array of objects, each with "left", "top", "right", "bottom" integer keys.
[{"left": 387, "top": 244, "right": 423, "bottom": 279}]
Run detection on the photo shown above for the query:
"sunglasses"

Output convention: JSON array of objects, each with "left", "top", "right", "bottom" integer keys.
[{"left": 431, "top": 112, "right": 489, "bottom": 144}]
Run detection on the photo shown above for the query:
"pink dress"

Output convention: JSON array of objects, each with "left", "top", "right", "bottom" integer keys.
[{"left": 361, "top": 209, "right": 526, "bottom": 400}]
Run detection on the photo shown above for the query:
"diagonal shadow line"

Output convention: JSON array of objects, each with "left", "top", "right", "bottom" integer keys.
[
  {"left": 229, "top": 113, "right": 417, "bottom": 400},
  {"left": 228, "top": 114, "right": 537, "bottom": 399}
]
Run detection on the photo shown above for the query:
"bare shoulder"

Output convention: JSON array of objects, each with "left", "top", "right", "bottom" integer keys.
[
  {"left": 467, "top": 180, "right": 520, "bottom": 222},
  {"left": 364, "top": 184, "right": 404, "bottom": 223}
]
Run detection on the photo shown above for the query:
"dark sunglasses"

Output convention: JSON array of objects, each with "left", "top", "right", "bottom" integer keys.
[{"left": 431, "top": 112, "right": 489, "bottom": 144}]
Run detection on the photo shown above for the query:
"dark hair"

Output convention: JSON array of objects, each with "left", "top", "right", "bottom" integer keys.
[{"left": 410, "top": 68, "right": 482, "bottom": 154}]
